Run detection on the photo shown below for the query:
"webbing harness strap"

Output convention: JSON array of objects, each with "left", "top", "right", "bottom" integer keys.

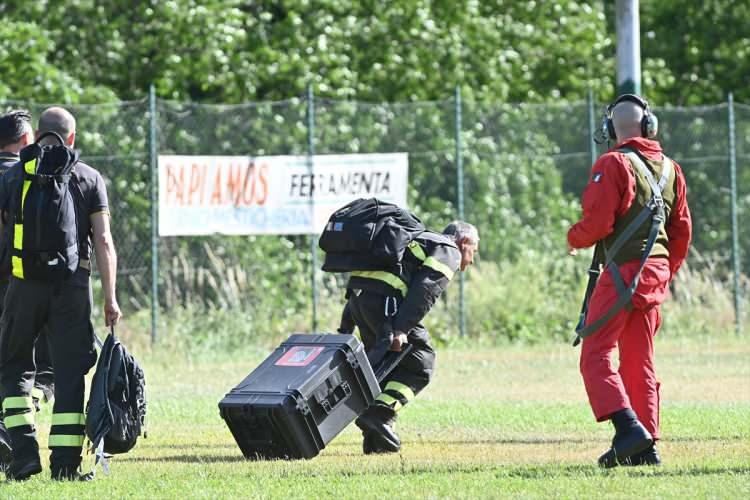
[
  {"left": 408, "top": 241, "right": 455, "bottom": 280},
  {"left": 574, "top": 150, "right": 673, "bottom": 343}
]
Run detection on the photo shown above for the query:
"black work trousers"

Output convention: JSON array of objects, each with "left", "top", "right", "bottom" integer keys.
[
  {"left": 0, "top": 277, "right": 96, "bottom": 471},
  {"left": 0, "top": 280, "right": 55, "bottom": 404},
  {"left": 347, "top": 289, "right": 436, "bottom": 417}
]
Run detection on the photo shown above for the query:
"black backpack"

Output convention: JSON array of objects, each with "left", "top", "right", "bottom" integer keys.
[
  {"left": 9, "top": 132, "right": 79, "bottom": 281},
  {"left": 319, "top": 198, "right": 425, "bottom": 272},
  {"left": 86, "top": 330, "right": 147, "bottom": 456}
]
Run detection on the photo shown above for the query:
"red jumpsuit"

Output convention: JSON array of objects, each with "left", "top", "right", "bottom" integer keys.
[{"left": 567, "top": 137, "right": 692, "bottom": 440}]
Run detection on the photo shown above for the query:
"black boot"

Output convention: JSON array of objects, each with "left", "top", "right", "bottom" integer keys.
[
  {"left": 624, "top": 444, "right": 662, "bottom": 466},
  {"left": 51, "top": 465, "right": 95, "bottom": 481},
  {"left": 362, "top": 431, "right": 375, "bottom": 455},
  {"left": 355, "top": 405, "right": 400, "bottom": 453},
  {"left": 5, "top": 438, "right": 42, "bottom": 481},
  {"left": 598, "top": 408, "right": 652, "bottom": 468},
  {"left": 0, "top": 422, "right": 12, "bottom": 472},
  {"left": 6, "top": 458, "right": 42, "bottom": 481}
]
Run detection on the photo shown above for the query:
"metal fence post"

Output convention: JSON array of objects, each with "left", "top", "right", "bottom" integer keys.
[
  {"left": 148, "top": 84, "right": 159, "bottom": 344},
  {"left": 455, "top": 86, "right": 466, "bottom": 337},
  {"left": 728, "top": 93, "right": 742, "bottom": 335},
  {"left": 307, "top": 83, "right": 318, "bottom": 332},
  {"left": 587, "top": 87, "right": 598, "bottom": 166}
]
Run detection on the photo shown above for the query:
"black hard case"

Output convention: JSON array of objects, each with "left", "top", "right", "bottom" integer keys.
[{"left": 219, "top": 334, "right": 383, "bottom": 460}]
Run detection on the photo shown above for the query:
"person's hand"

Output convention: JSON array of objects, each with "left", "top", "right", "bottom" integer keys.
[
  {"left": 390, "top": 332, "right": 408, "bottom": 352},
  {"left": 567, "top": 242, "right": 578, "bottom": 256},
  {"left": 104, "top": 299, "right": 122, "bottom": 327}
]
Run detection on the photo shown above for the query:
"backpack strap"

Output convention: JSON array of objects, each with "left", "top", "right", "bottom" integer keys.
[
  {"left": 407, "top": 233, "right": 459, "bottom": 280},
  {"left": 10, "top": 156, "right": 41, "bottom": 279},
  {"left": 574, "top": 149, "right": 672, "bottom": 344}
]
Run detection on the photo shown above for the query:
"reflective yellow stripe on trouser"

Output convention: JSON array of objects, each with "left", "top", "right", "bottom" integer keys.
[
  {"left": 49, "top": 435, "right": 85, "bottom": 447},
  {"left": 51, "top": 413, "right": 86, "bottom": 426},
  {"left": 375, "top": 381, "right": 416, "bottom": 411},
  {"left": 12, "top": 157, "right": 38, "bottom": 279},
  {"left": 2, "top": 396, "right": 35, "bottom": 429},
  {"left": 49, "top": 412, "right": 86, "bottom": 447}
]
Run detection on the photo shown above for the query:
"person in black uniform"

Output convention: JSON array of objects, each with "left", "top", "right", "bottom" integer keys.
[
  {"left": 0, "top": 107, "right": 121, "bottom": 481},
  {"left": 339, "top": 220, "right": 479, "bottom": 454},
  {"left": 0, "top": 110, "right": 55, "bottom": 471}
]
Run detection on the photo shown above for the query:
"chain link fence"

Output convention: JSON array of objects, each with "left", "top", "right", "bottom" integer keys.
[{"left": 1, "top": 91, "right": 747, "bottom": 343}]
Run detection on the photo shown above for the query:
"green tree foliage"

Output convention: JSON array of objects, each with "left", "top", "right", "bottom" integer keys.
[
  {"left": 639, "top": 0, "right": 750, "bottom": 105},
  {"left": 0, "top": 20, "right": 115, "bottom": 103},
  {"left": 0, "top": 1, "right": 614, "bottom": 103}
]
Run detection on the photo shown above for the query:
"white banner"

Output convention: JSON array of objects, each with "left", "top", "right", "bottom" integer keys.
[{"left": 158, "top": 153, "right": 408, "bottom": 236}]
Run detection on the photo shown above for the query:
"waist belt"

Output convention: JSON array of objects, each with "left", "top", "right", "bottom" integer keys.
[{"left": 79, "top": 259, "right": 91, "bottom": 271}]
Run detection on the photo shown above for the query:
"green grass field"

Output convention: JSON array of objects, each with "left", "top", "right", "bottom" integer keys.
[{"left": 4, "top": 335, "right": 749, "bottom": 498}]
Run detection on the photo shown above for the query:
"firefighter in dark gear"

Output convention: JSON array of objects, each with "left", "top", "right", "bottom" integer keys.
[
  {"left": 0, "top": 110, "right": 55, "bottom": 471},
  {"left": 0, "top": 107, "right": 122, "bottom": 481},
  {"left": 339, "top": 220, "right": 479, "bottom": 454}
]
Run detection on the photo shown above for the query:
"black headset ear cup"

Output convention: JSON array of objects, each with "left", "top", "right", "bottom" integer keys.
[
  {"left": 606, "top": 116, "right": 616, "bottom": 140},
  {"left": 643, "top": 111, "right": 658, "bottom": 138},
  {"left": 607, "top": 94, "right": 658, "bottom": 139}
]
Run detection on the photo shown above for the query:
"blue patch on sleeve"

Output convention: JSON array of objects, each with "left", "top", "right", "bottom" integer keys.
[{"left": 592, "top": 172, "right": 603, "bottom": 183}]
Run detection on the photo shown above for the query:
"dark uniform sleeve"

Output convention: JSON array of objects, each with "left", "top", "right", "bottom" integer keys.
[
  {"left": 0, "top": 166, "right": 15, "bottom": 224},
  {"left": 90, "top": 171, "right": 109, "bottom": 215},
  {"left": 337, "top": 301, "right": 356, "bottom": 334},
  {"left": 391, "top": 244, "right": 461, "bottom": 335}
]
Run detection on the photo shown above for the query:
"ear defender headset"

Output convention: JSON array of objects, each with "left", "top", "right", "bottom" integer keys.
[{"left": 601, "top": 93, "right": 659, "bottom": 142}]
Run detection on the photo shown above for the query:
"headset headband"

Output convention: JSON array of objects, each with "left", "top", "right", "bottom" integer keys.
[{"left": 608, "top": 94, "right": 650, "bottom": 113}]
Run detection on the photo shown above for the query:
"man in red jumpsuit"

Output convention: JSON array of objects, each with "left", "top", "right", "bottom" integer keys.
[{"left": 567, "top": 94, "right": 692, "bottom": 467}]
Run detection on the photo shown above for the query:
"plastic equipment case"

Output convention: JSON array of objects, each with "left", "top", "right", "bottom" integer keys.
[{"left": 219, "top": 333, "right": 405, "bottom": 460}]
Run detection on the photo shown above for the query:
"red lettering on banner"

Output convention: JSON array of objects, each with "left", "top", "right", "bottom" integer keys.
[
  {"left": 171, "top": 160, "right": 272, "bottom": 207},
  {"left": 241, "top": 163, "right": 256, "bottom": 205},
  {"left": 210, "top": 169, "right": 222, "bottom": 204},
  {"left": 175, "top": 166, "right": 186, "bottom": 205},
  {"left": 165, "top": 164, "right": 180, "bottom": 204},
  {"left": 228, "top": 164, "right": 243, "bottom": 205},
  {"left": 188, "top": 163, "right": 202, "bottom": 205},
  {"left": 199, "top": 164, "right": 207, "bottom": 204},
  {"left": 257, "top": 164, "right": 268, "bottom": 205}
]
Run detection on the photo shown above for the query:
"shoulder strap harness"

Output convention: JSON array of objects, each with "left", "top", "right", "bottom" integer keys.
[{"left": 573, "top": 148, "right": 673, "bottom": 346}]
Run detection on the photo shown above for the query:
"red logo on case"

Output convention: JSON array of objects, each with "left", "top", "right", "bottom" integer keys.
[{"left": 275, "top": 346, "right": 325, "bottom": 367}]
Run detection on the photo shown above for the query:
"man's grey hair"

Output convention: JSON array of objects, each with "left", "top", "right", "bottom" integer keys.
[
  {"left": 442, "top": 220, "right": 479, "bottom": 243},
  {"left": 38, "top": 106, "right": 76, "bottom": 143}
]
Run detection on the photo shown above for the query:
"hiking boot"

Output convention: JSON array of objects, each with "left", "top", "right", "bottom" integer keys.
[
  {"left": 598, "top": 409, "right": 652, "bottom": 468},
  {"left": 624, "top": 444, "right": 662, "bottom": 466},
  {"left": 362, "top": 432, "right": 375, "bottom": 454},
  {"left": 362, "top": 431, "right": 400, "bottom": 455},
  {"left": 51, "top": 465, "right": 95, "bottom": 482},
  {"left": 0, "top": 424, "right": 12, "bottom": 472},
  {"left": 6, "top": 458, "right": 42, "bottom": 481},
  {"left": 355, "top": 408, "right": 400, "bottom": 453}
]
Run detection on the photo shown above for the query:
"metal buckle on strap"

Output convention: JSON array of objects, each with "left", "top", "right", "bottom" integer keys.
[
  {"left": 79, "top": 259, "right": 91, "bottom": 271},
  {"left": 647, "top": 195, "right": 665, "bottom": 211}
]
